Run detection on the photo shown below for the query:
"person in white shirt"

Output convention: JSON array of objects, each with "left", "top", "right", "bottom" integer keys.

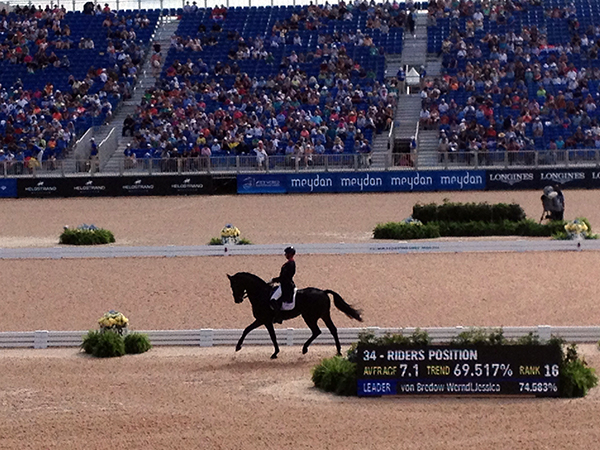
[{"left": 253, "top": 141, "right": 268, "bottom": 169}]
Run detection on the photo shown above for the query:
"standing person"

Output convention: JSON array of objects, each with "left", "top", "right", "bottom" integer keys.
[
  {"left": 150, "top": 52, "right": 162, "bottom": 78},
  {"left": 406, "top": 9, "right": 416, "bottom": 37},
  {"left": 270, "top": 246, "right": 296, "bottom": 323},
  {"left": 253, "top": 140, "right": 268, "bottom": 170},
  {"left": 540, "top": 186, "right": 560, "bottom": 222},
  {"left": 554, "top": 184, "right": 565, "bottom": 220},
  {"left": 396, "top": 66, "right": 406, "bottom": 94},
  {"left": 89, "top": 138, "right": 99, "bottom": 173}
]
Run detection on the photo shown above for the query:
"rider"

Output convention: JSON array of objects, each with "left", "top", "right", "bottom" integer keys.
[{"left": 270, "top": 246, "right": 296, "bottom": 323}]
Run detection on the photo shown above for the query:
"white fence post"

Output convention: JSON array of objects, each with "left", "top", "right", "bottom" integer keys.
[
  {"left": 200, "top": 329, "right": 213, "bottom": 347},
  {"left": 286, "top": 328, "right": 294, "bottom": 347},
  {"left": 34, "top": 330, "right": 49, "bottom": 349},
  {"left": 538, "top": 325, "right": 552, "bottom": 343},
  {"left": 366, "top": 327, "right": 381, "bottom": 338}
]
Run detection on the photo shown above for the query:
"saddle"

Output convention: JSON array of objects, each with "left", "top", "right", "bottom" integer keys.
[
  {"left": 281, "top": 288, "right": 298, "bottom": 311},
  {"left": 270, "top": 286, "right": 298, "bottom": 311}
]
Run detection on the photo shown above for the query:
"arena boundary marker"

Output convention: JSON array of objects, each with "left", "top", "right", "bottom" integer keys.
[
  {"left": 0, "top": 239, "right": 598, "bottom": 260},
  {"left": 1, "top": 326, "right": 599, "bottom": 349}
]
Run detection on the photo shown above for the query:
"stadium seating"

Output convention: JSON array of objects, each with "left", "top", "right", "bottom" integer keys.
[
  {"left": 0, "top": 6, "right": 158, "bottom": 165},
  {"left": 127, "top": 3, "right": 405, "bottom": 162},
  {"left": 424, "top": 0, "right": 600, "bottom": 164}
]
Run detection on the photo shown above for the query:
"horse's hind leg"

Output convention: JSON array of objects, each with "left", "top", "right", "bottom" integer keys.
[
  {"left": 264, "top": 322, "right": 280, "bottom": 359},
  {"left": 323, "top": 315, "right": 342, "bottom": 356},
  {"left": 236, "top": 319, "right": 261, "bottom": 352},
  {"left": 302, "top": 320, "right": 321, "bottom": 355}
]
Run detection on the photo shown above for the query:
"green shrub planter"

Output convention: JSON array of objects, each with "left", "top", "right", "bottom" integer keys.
[
  {"left": 60, "top": 225, "right": 115, "bottom": 245},
  {"left": 81, "top": 330, "right": 102, "bottom": 355},
  {"left": 91, "top": 331, "right": 126, "bottom": 358},
  {"left": 124, "top": 333, "right": 152, "bottom": 354},
  {"left": 377, "top": 201, "right": 598, "bottom": 241},
  {"left": 374, "top": 219, "right": 566, "bottom": 240},
  {"left": 312, "top": 329, "right": 598, "bottom": 398},
  {"left": 82, "top": 330, "right": 152, "bottom": 358},
  {"left": 413, "top": 202, "right": 526, "bottom": 224}
]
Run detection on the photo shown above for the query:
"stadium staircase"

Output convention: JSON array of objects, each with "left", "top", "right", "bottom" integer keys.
[
  {"left": 96, "top": 16, "right": 179, "bottom": 173},
  {"left": 416, "top": 129, "right": 439, "bottom": 167},
  {"left": 385, "top": 53, "right": 403, "bottom": 82},
  {"left": 425, "top": 54, "right": 442, "bottom": 78},
  {"left": 399, "top": 12, "right": 427, "bottom": 70},
  {"left": 394, "top": 93, "right": 421, "bottom": 142},
  {"left": 369, "top": 129, "right": 392, "bottom": 169}
]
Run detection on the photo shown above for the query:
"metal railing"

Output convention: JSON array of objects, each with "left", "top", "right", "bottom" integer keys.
[
  {"left": 114, "top": 153, "right": 375, "bottom": 175},
  {"left": 437, "top": 149, "right": 600, "bottom": 170},
  {"left": 4, "top": 148, "right": 600, "bottom": 178}
]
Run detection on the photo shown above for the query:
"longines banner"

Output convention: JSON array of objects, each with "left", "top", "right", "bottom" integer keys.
[{"left": 486, "top": 169, "right": 599, "bottom": 190}]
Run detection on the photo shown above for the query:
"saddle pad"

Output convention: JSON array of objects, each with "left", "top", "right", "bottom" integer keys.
[{"left": 281, "top": 288, "right": 297, "bottom": 311}]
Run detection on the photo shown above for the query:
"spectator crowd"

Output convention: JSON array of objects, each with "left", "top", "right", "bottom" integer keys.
[{"left": 423, "top": 0, "right": 600, "bottom": 164}]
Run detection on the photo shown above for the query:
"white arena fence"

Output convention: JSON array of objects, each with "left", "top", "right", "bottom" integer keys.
[
  {"left": 1, "top": 239, "right": 600, "bottom": 260},
  {"left": 2, "top": 326, "right": 599, "bottom": 349}
]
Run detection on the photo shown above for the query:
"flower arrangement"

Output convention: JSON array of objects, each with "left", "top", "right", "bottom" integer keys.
[
  {"left": 565, "top": 219, "right": 589, "bottom": 239},
  {"left": 98, "top": 310, "right": 129, "bottom": 335},
  {"left": 401, "top": 217, "right": 423, "bottom": 226},
  {"left": 82, "top": 310, "right": 151, "bottom": 358},
  {"left": 220, "top": 224, "right": 241, "bottom": 244}
]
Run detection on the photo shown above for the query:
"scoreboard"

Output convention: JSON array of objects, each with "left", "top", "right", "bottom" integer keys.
[{"left": 357, "top": 345, "right": 561, "bottom": 397}]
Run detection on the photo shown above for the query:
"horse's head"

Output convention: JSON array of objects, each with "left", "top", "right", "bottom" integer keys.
[
  {"left": 228, "top": 272, "right": 270, "bottom": 305},
  {"left": 227, "top": 273, "right": 246, "bottom": 304}
]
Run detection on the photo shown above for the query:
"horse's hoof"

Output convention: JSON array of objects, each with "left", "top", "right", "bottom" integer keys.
[
  {"left": 302, "top": 347, "right": 308, "bottom": 354},
  {"left": 235, "top": 346, "right": 242, "bottom": 352},
  {"left": 270, "top": 353, "right": 278, "bottom": 359}
]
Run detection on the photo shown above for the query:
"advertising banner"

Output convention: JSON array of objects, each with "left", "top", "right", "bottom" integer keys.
[
  {"left": 0, "top": 179, "right": 17, "bottom": 198},
  {"left": 17, "top": 178, "right": 69, "bottom": 198},
  {"left": 67, "top": 177, "right": 119, "bottom": 197},
  {"left": 238, "top": 170, "right": 486, "bottom": 194},
  {"left": 486, "top": 170, "right": 538, "bottom": 190},
  {"left": 486, "top": 169, "right": 592, "bottom": 190},
  {"left": 537, "top": 169, "right": 589, "bottom": 189},
  {"left": 165, "top": 175, "right": 213, "bottom": 196},
  {"left": 18, "top": 175, "right": 215, "bottom": 198},
  {"left": 213, "top": 176, "right": 238, "bottom": 195},
  {"left": 237, "top": 174, "right": 286, "bottom": 194}
]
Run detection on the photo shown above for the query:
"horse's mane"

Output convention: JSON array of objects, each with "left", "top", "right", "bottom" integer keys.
[{"left": 235, "top": 272, "right": 270, "bottom": 288}]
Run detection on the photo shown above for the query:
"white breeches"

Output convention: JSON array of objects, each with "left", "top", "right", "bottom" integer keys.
[{"left": 270, "top": 285, "right": 282, "bottom": 301}]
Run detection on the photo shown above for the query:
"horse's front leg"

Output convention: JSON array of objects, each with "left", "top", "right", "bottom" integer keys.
[
  {"left": 264, "top": 322, "right": 280, "bottom": 359},
  {"left": 236, "top": 319, "right": 262, "bottom": 352}
]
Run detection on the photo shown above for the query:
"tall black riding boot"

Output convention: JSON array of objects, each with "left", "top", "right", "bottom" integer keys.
[{"left": 273, "top": 300, "right": 283, "bottom": 324}]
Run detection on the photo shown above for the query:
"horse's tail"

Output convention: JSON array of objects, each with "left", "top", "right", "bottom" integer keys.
[{"left": 325, "top": 290, "right": 363, "bottom": 322}]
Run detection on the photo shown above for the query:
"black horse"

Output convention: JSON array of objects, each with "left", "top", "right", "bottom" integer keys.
[{"left": 228, "top": 272, "right": 363, "bottom": 359}]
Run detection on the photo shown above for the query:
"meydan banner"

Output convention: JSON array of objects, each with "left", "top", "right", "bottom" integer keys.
[
  {"left": 239, "top": 168, "right": 600, "bottom": 194},
  {"left": 238, "top": 170, "right": 486, "bottom": 194}
]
